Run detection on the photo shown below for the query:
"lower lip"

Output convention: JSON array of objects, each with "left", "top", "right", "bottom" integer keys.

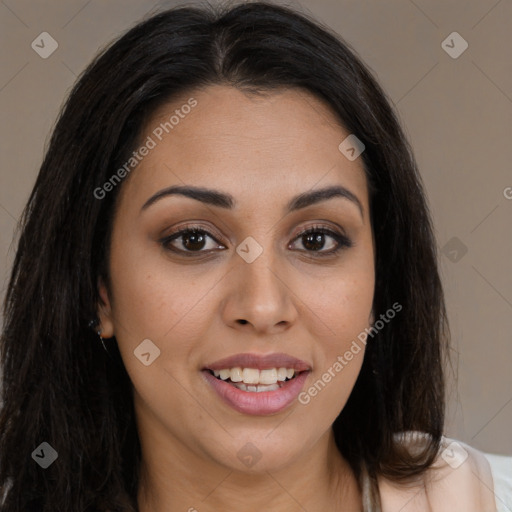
[{"left": 202, "top": 370, "right": 310, "bottom": 415}]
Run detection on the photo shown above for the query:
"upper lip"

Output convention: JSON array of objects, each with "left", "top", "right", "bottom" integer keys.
[{"left": 203, "top": 352, "right": 311, "bottom": 372}]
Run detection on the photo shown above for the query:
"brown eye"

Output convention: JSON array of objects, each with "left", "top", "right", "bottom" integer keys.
[
  {"left": 290, "top": 226, "right": 352, "bottom": 256},
  {"left": 179, "top": 230, "right": 207, "bottom": 251},
  {"left": 161, "top": 227, "right": 225, "bottom": 255}
]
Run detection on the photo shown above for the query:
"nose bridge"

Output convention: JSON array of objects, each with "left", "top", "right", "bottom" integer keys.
[
  {"left": 225, "top": 236, "right": 297, "bottom": 331},
  {"left": 237, "top": 240, "right": 284, "bottom": 303}
]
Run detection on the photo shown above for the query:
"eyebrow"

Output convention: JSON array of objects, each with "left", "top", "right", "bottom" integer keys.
[{"left": 140, "top": 184, "right": 364, "bottom": 218}]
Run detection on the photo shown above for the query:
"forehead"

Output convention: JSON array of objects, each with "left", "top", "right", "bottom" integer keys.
[{"left": 119, "top": 84, "right": 369, "bottom": 212}]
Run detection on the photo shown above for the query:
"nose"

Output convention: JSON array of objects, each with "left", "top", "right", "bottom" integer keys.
[{"left": 221, "top": 251, "right": 299, "bottom": 336}]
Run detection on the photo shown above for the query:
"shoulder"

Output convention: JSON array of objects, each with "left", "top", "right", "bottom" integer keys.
[
  {"left": 378, "top": 432, "right": 498, "bottom": 512},
  {"left": 482, "top": 452, "right": 512, "bottom": 512}
]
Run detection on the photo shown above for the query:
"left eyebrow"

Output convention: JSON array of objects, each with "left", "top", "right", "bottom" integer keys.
[{"left": 140, "top": 184, "right": 364, "bottom": 219}]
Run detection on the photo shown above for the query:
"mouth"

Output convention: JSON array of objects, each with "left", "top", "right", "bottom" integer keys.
[
  {"left": 206, "top": 367, "right": 304, "bottom": 392},
  {"left": 201, "top": 353, "right": 311, "bottom": 415}
]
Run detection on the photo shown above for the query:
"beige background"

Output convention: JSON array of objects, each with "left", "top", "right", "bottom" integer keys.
[{"left": 0, "top": 0, "right": 510, "bottom": 455}]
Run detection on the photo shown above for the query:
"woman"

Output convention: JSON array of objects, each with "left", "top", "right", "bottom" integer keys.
[{"left": 0, "top": 1, "right": 500, "bottom": 511}]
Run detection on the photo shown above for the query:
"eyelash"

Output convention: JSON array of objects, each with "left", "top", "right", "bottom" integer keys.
[{"left": 160, "top": 224, "right": 353, "bottom": 258}]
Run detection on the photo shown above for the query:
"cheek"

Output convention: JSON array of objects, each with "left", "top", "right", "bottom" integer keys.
[
  {"left": 107, "top": 248, "right": 227, "bottom": 401},
  {"left": 298, "top": 254, "right": 374, "bottom": 412},
  {"left": 308, "top": 275, "right": 370, "bottom": 386},
  {"left": 305, "top": 260, "right": 375, "bottom": 343},
  {"left": 297, "top": 281, "right": 370, "bottom": 428},
  {"left": 108, "top": 244, "right": 216, "bottom": 341}
]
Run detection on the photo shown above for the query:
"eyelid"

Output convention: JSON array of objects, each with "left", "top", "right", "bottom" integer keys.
[
  {"left": 160, "top": 222, "right": 225, "bottom": 243},
  {"left": 289, "top": 220, "right": 349, "bottom": 241}
]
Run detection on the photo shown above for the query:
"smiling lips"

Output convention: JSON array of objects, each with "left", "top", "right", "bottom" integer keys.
[{"left": 202, "top": 352, "right": 311, "bottom": 415}]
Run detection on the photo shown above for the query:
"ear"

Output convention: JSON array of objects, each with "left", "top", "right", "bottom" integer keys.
[
  {"left": 369, "top": 310, "right": 375, "bottom": 325},
  {"left": 97, "top": 276, "right": 115, "bottom": 338}
]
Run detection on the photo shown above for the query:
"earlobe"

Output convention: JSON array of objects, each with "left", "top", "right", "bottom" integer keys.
[{"left": 97, "top": 276, "right": 115, "bottom": 338}]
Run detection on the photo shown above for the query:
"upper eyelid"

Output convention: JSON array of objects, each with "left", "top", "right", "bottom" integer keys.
[
  {"left": 164, "top": 224, "right": 224, "bottom": 244},
  {"left": 165, "top": 223, "right": 344, "bottom": 238}
]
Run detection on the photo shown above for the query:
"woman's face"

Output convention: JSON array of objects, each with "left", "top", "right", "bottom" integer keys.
[{"left": 98, "top": 84, "right": 375, "bottom": 473}]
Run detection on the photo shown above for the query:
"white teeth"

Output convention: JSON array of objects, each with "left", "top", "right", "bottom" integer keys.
[
  {"left": 260, "top": 383, "right": 280, "bottom": 392},
  {"left": 242, "top": 368, "right": 260, "bottom": 384},
  {"left": 210, "top": 367, "right": 297, "bottom": 385},
  {"left": 277, "top": 367, "right": 288, "bottom": 381},
  {"left": 259, "top": 368, "right": 277, "bottom": 385},
  {"left": 232, "top": 382, "right": 281, "bottom": 392},
  {"left": 218, "top": 369, "right": 231, "bottom": 380},
  {"left": 230, "top": 367, "right": 243, "bottom": 382}
]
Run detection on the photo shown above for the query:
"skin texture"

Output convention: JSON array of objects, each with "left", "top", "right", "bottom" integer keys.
[{"left": 97, "top": 84, "right": 376, "bottom": 512}]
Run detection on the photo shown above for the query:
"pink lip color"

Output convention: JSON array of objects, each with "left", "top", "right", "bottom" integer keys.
[
  {"left": 204, "top": 352, "right": 311, "bottom": 372},
  {"left": 202, "top": 369, "right": 310, "bottom": 415}
]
